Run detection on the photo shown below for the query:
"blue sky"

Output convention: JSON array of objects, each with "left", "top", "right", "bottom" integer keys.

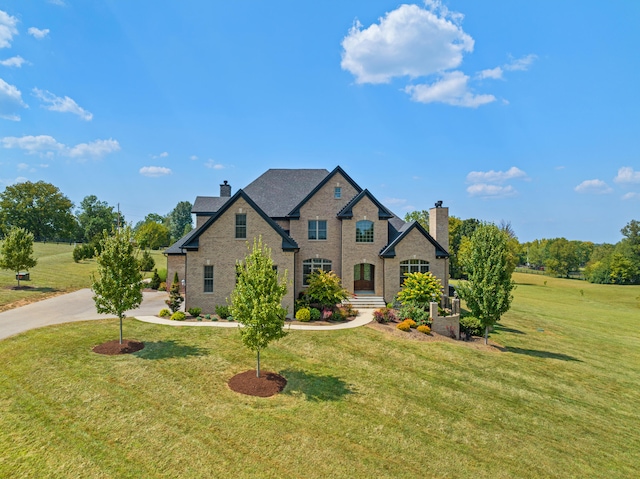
[{"left": 1, "top": 0, "right": 639, "bottom": 244}]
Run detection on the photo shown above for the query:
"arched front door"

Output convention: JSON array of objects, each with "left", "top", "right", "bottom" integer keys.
[{"left": 354, "top": 263, "right": 374, "bottom": 292}]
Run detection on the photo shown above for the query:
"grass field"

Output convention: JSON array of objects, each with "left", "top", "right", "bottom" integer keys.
[
  {"left": 0, "top": 243, "right": 166, "bottom": 312},
  {"left": 0, "top": 272, "right": 638, "bottom": 477}
]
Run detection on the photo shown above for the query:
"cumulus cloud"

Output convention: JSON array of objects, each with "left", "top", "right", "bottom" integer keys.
[
  {"left": 32, "top": 88, "right": 93, "bottom": 120},
  {"left": 477, "top": 67, "right": 503, "bottom": 80},
  {"left": 0, "top": 10, "right": 18, "bottom": 49},
  {"left": 504, "top": 54, "right": 537, "bottom": 71},
  {"left": 1, "top": 134, "right": 120, "bottom": 160},
  {"left": 0, "top": 77, "right": 27, "bottom": 120},
  {"left": 405, "top": 71, "right": 495, "bottom": 107},
  {"left": 151, "top": 151, "right": 168, "bottom": 159},
  {"left": 205, "top": 159, "right": 224, "bottom": 169},
  {"left": 0, "top": 55, "right": 26, "bottom": 68},
  {"left": 574, "top": 179, "right": 613, "bottom": 194},
  {"left": 466, "top": 166, "right": 528, "bottom": 184},
  {"left": 622, "top": 192, "right": 639, "bottom": 200},
  {"left": 190, "top": 155, "right": 198, "bottom": 161},
  {"left": 28, "top": 27, "right": 49, "bottom": 39},
  {"left": 341, "top": 2, "right": 473, "bottom": 84},
  {"left": 467, "top": 184, "right": 516, "bottom": 198},
  {"left": 614, "top": 166, "right": 640, "bottom": 184},
  {"left": 140, "top": 166, "right": 172, "bottom": 177}
]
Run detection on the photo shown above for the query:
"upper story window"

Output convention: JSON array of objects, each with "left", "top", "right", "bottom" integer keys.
[
  {"left": 302, "top": 258, "right": 332, "bottom": 285},
  {"left": 235, "top": 214, "right": 246, "bottom": 239},
  {"left": 204, "top": 265, "right": 214, "bottom": 293},
  {"left": 400, "top": 259, "right": 429, "bottom": 286},
  {"left": 356, "top": 220, "right": 374, "bottom": 243},
  {"left": 334, "top": 187, "right": 342, "bottom": 199},
  {"left": 308, "top": 220, "right": 327, "bottom": 240}
]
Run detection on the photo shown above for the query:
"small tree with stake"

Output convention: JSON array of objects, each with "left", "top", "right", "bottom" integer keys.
[
  {"left": 0, "top": 227, "right": 37, "bottom": 287},
  {"left": 165, "top": 271, "right": 184, "bottom": 312},
  {"left": 230, "top": 237, "right": 288, "bottom": 378},
  {"left": 91, "top": 227, "right": 143, "bottom": 344}
]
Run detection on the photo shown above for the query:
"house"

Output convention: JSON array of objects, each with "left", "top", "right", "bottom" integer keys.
[{"left": 165, "top": 166, "right": 450, "bottom": 317}]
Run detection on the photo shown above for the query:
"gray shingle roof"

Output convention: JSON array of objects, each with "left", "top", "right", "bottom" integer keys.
[{"left": 192, "top": 196, "right": 231, "bottom": 214}]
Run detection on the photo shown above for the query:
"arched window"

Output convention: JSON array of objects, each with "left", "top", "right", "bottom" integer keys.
[
  {"left": 400, "top": 259, "right": 430, "bottom": 286},
  {"left": 302, "top": 258, "right": 332, "bottom": 285},
  {"left": 356, "top": 220, "right": 374, "bottom": 243}
]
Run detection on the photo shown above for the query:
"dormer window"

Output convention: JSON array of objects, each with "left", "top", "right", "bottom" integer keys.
[
  {"left": 334, "top": 187, "right": 342, "bottom": 199},
  {"left": 356, "top": 220, "right": 374, "bottom": 243}
]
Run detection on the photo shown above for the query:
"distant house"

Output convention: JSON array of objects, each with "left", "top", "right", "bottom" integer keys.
[{"left": 166, "top": 166, "right": 450, "bottom": 316}]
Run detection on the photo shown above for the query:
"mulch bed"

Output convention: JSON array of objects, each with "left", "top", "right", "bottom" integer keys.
[
  {"left": 92, "top": 340, "right": 145, "bottom": 355},
  {"left": 228, "top": 370, "right": 287, "bottom": 397}
]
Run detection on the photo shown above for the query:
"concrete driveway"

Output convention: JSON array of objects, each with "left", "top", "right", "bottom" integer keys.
[{"left": 0, "top": 289, "right": 168, "bottom": 341}]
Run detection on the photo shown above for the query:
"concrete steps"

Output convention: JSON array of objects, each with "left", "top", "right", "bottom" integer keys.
[{"left": 344, "top": 295, "right": 386, "bottom": 309}]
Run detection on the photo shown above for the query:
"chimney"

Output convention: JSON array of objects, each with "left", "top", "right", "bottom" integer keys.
[
  {"left": 429, "top": 201, "right": 449, "bottom": 251},
  {"left": 220, "top": 180, "right": 231, "bottom": 197}
]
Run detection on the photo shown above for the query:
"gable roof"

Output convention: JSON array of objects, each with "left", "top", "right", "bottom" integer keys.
[
  {"left": 380, "top": 220, "right": 449, "bottom": 258},
  {"left": 286, "top": 166, "right": 363, "bottom": 219},
  {"left": 192, "top": 196, "right": 230, "bottom": 214},
  {"left": 164, "top": 226, "right": 200, "bottom": 255},
  {"left": 336, "top": 189, "right": 394, "bottom": 220},
  {"left": 182, "top": 189, "right": 299, "bottom": 252}
]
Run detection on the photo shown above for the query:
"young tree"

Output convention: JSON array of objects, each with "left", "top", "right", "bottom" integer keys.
[
  {"left": 165, "top": 272, "right": 184, "bottom": 312},
  {"left": 0, "top": 227, "right": 37, "bottom": 287},
  {"left": 91, "top": 227, "right": 143, "bottom": 344},
  {"left": 457, "top": 224, "right": 515, "bottom": 344},
  {"left": 230, "top": 237, "right": 288, "bottom": 378}
]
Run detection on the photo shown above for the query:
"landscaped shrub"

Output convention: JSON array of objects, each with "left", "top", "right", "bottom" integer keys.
[
  {"left": 139, "top": 250, "right": 155, "bottom": 271},
  {"left": 72, "top": 243, "right": 95, "bottom": 262},
  {"left": 341, "top": 303, "right": 358, "bottom": 318},
  {"left": 157, "top": 268, "right": 167, "bottom": 282},
  {"left": 373, "top": 307, "right": 397, "bottom": 324},
  {"left": 188, "top": 307, "right": 202, "bottom": 317},
  {"left": 404, "top": 318, "right": 417, "bottom": 328},
  {"left": 331, "top": 307, "right": 348, "bottom": 321},
  {"left": 158, "top": 308, "right": 171, "bottom": 318},
  {"left": 170, "top": 311, "right": 186, "bottom": 321},
  {"left": 460, "top": 315, "right": 482, "bottom": 337},
  {"left": 398, "top": 303, "right": 431, "bottom": 325},
  {"left": 149, "top": 269, "right": 162, "bottom": 290},
  {"left": 295, "top": 308, "right": 311, "bottom": 321},
  {"left": 305, "top": 269, "right": 349, "bottom": 309},
  {"left": 204, "top": 314, "right": 211, "bottom": 320},
  {"left": 396, "top": 321, "right": 411, "bottom": 332},
  {"left": 396, "top": 271, "right": 443, "bottom": 306},
  {"left": 215, "top": 305, "right": 230, "bottom": 319},
  {"left": 165, "top": 272, "right": 184, "bottom": 313},
  {"left": 158, "top": 282, "right": 167, "bottom": 291},
  {"left": 417, "top": 325, "right": 431, "bottom": 334},
  {"left": 309, "top": 307, "right": 321, "bottom": 320}
]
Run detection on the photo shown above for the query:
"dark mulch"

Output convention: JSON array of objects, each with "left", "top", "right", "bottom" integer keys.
[
  {"left": 92, "top": 340, "right": 145, "bottom": 355},
  {"left": 228, "top": 370, "right": 287, "bottom": 397}
]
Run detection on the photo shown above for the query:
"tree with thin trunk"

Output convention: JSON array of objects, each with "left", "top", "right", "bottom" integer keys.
[
  {"left": 230, "top": 237, "right": 288, "bottom": 378},
  {"left": 0, "top": 227, "right": 37, "bottom": 287},
  {"left": 457, "top": 224, "right": 515, "bottom": 344},
  {"left": 91, "top": 227, "right": 143, "bottom": 344}
]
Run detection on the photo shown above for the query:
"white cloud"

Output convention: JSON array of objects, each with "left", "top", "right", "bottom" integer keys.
[
  {"left": 32, "top": 88, "right": 93, "bottom": 120},
  {"left": 0, "top": 55, "right": 26, "bottom": 68},
  {"left": 341, "top": 3, "right": 473, "bottom": 84},
  {"left": 190, "top": 155, "right": 198, "bottom": 161},
  {"left": 17, "top": 162, "right": 28, "bottom": 170},
  {"left": 405, "top": 71, "right": 495, "bottom": 107},
  {"left": 467, "top": 184, "right": 516, "bottom": 198},
  {"left": 574, "top": 179, "right": 613, "bottom": 194},
  {"left": 622, "top": 192, "right": 639, "bottom": 200},
  {"left": 614, "top": 166, "right": 640, "bottom": 184},
  {"left": 28, "top": 27, "right": 49, "bottom": 39},
  {"left": 477, "top": 67, "right": 503, "bottom": 80},
  {"left": 0, "top": 10, "right": 18, "bottom": 49},
  {"left": 466, "top": 166, "right": 528, "bottom": 184},
  {"left": 205, "top": 159, "right": 224, "bottom": 169},
  {"left": 504, "top": 54, "right": 537, "bottom": 71},
  {"left": 0, "top": 77, "right": 27, "bottom": 120},
  {"left": 151, "top": 151, "right": 169, "bottom": 159},
  {"left": 2, "top": 135, "right": 120, "bottom": 160},
  {"left": 140, "top": 166, "right": 172, "bottom": 177},
  {"left": 48, "top": 0, "right": 66, "bottom": 6}
]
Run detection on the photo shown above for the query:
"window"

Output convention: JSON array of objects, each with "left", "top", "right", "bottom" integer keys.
[
  {"left": 235, "top": 214, "right": 246, "bottom": 239},
  {"left": 334, "top": 187, "right": 342, "bottom": 199},
  {"left": 400, "top": 259, "right": 429, "bottom": 286},
  {"left": 204, "top": 265, "right": 214, "bottom": 293},
  {"left": 302, "top": 258, "right": 332, "bottom": 285},
  {"left": 356, "top": 220, "right": 374, "bottom": 243},
  {"left": 308, "top": 220, "right": 327, "bottom": 240}
]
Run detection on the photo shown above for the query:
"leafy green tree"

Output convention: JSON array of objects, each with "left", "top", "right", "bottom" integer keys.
[
  {"left": 0, "top": 227, "right": 37, "bottom": 287},
  {"left": 544, "top": 238, "right": 580, "bottom": 278},
  {"left": 136, "top": 222, "right": 170, "bottom": 249},
  {"left": 91, "top": 227, "right": 143, "bottom": 344},
  {"left": 609, "top": 253, "right": 638, "bottom": 284},
  {"left": 305, "top": 269, "right": 349, "bottom": 310},
  {"left": 139, "top": 250, "right": 155, "bottom": 271},
  {"left": 165, "top": 272, "right": 184, "bottom": 312},
  {"left": 396, "top": 271, "right": 443, "bottom": 306},
  {"left": 457, "top": 224, "right": 515, "bottom": 344},
  {"left": 230, "top": 237, "right": 288, "bottom": 378},
  {"left": 404, "top": 210, "right": 429, "bottom": 230},
  {"left": 0, "top": 181, "right": 76, "bottom": 240},
  {"left": 77, "top": 195, "right": 120, "bottom": 242},
  {"left": 449, "top": 216, "right": 481, "bottom": 279},
  {"left": 167, "top": 201, "right": 193, "bottom": 242}
]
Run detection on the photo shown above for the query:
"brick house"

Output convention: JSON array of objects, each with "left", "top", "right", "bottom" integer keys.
[{"left": 165, "top": 166, "right": 450, "bottom": 316}]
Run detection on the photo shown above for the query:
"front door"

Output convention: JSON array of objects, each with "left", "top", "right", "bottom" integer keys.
[{"left": 354, "top": 263, "right": 374, "bottom": 292}]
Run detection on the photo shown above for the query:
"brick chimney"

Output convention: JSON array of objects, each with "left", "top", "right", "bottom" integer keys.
[
  {"left": 429, "top": 201, "right": 448, "bottom": 251},
  {"left": 220, "top": 180, "right": 231, "bottom": 197}
]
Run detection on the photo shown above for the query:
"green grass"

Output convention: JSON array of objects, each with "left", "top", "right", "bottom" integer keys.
[
  {"left": 0, "top": 243, "right": 166, "bottom": 311},
  {"left": 0, "top": 273, "right": 639, "bottom": 478}
]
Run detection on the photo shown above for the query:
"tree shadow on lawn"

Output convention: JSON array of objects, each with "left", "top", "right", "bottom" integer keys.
[
  {"left": 494, "top": 325, "right": 526, "bottom": 335},
  {"left": 133, "top": 340, "right": 209, "bottom": 360},
  {"left": 6, "top": 286, "right": 59, "bottom": 293},
  {"left": 280, "top": 369, "right": 355, "bottom": 402},
  {"left": 501, "top": 346, "right": 581, "bottom": 362}
]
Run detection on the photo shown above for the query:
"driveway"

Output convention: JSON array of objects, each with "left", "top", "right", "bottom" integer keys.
[{"left": 0, "top": 289, "right": 168, "bottom": 341}]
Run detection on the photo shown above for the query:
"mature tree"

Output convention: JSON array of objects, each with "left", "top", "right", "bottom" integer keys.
[
  {"left": 230, "top": 237, "right": 288, "bottom": 378},
  {"left": 404, "top": 210, "right": 429, "bottom": 230},
  {"left": 544, "top": 238, "right": 580, "bottom": 278},
  {"left": 167, "top": 201, "right": 193, "bottom": 242},
  {"left": 136, "top": 222, "right": 170, "bottom": 249},
  {"left": 0, "top": 181, "right": 76, "bottom": 240},
  {"left": 91, "top": 227, "right": 143, "bottom": 344},
  {"left": 134, "top": 213, "right": 165, "bottom": 232},
  {"left": 0, "top": 227, "right": 37, "bottom": 287},
  {"left": 77, "top": 195, "right": 120, "bottom": 242},
  {"left": 449, "top": 216, "right": 481, "bottom": 279},
  {"left": 457, "top": 224, "right": 515, "bottom": 344}
]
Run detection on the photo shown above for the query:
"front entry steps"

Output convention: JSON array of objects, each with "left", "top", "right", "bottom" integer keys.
[{"left": 345, "top": 295, "right": 386, "bottom": 309}]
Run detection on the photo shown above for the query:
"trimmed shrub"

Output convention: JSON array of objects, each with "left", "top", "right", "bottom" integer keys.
[
  {"left": 188, "top": 307, "right": 202, "bottom": 317},
  {"left": 165, "top": 273, "right": 184, "bottom": 313},
  {"left": 305, "top": 270, "right": 349, "bottom": 309},
  {"left": 157, "top": 268, "right": 168, "bottom": 282},
  {"left": 405, "top": 318, "right": 417, "bottom": 329},
  {"left": 139, "top": 250, "right": 155, "bottom": 271},
  {"left": 204, "top": 314, "right": 211, "bottom": 320},
  {"left": 149, "top": 269, "right": 162, "bottom": 289},
  {"left": 215, "top": 305, "right": 230, "bottom": 319},
  {"left": 417, "top": 325, "right": 431, "bottom": 334},
  {"left": 170, "top": 311, "right": 186, "bottom": 321},
  {"left": 331, "top": 307, "right": 348, "bottom": 322},
  {"left": 72, "top": 243, "right": 95, "bottom": 262},
  {"left": 309, "top": 307, "right": 321, "bottom": 321},
  {"left": 396, "top": 321, "right": 411, "bottom": 332},
  {"left": 460, "top": 315, "right": 482, "bottom": 337},
  {"left": 398, "top": 303, "right": 431, "bottom": 325},
  {"left": 295, "top": 308, "right": 311, "bottom": 321},
  {"left": 158, "top": 282, "right": 167, "bottom": 291},
  {"left": 158, "top": 308, "right": 171, "bottom": 318},
  {"left": 373, "top": 307, "right": 397, "bottom": 324},
  {"left": 396, "top": 271, "right": 443, "bottom": 305}
]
